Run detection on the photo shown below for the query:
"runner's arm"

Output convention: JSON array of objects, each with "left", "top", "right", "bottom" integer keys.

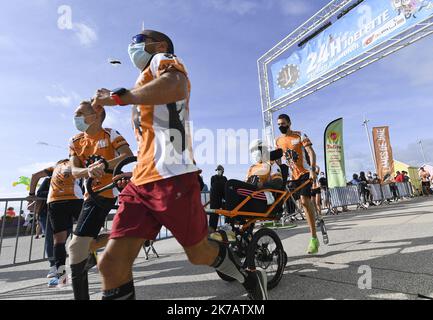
[
  {"left": 29, "top": 169, "right": 50, "bottom": 195},
  {"left": 91, "top": 70, "right": 188, "bottom": 109},
  {"left": 106, "top": 145, "right": 134, "bottom": 171},
  {"left": 70, "top": 156, "right": 91, "bottom": 179},
  {"left": 305, "top": 145, "right": 317, "bottom": 169},
  {"left": 305, "top": 145, "right": 317, "bottom": 180}
]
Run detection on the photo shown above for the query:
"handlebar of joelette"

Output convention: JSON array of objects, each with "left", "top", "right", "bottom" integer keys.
[{"left": 86, "top": 156, "right": 137, "bottom": 209}]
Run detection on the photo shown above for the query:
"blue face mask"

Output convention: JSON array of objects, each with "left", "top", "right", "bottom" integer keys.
[
  {"left": 74, "top": 116, "right": 90, "bottom": 132},
  {"left": 128, "top": 43, "right": 153, "bottom": 71}
]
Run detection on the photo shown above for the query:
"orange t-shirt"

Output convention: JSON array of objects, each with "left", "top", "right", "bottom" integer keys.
[
  {"left": 131, "top": 53, "right": 198, "bottom": 186},
  {"left": 246, "top": 161, "right": 282, "bottom": 185},
  {"left": 275, "top": 131, "right": 312, "bottom": 180},
  {"left": 69, "top": 128, "right": 129, "bottom": 198},
  {"left": 46, "top": 161, "right": 83, "bottom": 204}
]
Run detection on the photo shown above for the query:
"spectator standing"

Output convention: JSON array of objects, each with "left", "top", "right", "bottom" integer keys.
[
  {"left": 419, "top": 167, "right": 431, "bottom": 196},
  {"left": 209, "top": 165, "right": 227, "bottom": 233},
  {"left": 6, "top": 207, "right": 16, "bottom": 218}
]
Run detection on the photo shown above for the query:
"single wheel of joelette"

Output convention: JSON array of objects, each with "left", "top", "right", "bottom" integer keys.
[
  {"left": 86, "top": 156, "right": 137, "bottom": 210},
  {"left": 245, "top": 228, "right": 286, "bottom": 290}
]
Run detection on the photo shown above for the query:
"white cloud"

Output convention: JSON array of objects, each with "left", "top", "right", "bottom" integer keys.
[
  {"left": 46, "top": 95, "right": 72, "bottom": 107},
  {"left": 18, "top": 162, "right": 56, "bottom": 175},
  {"left": 45, "top": 87, "right": 81, "bottom": 108},
  {"left": 277, "top": 0, "right": 313, "bottom": 16},
  {"left": 206, "top": 0, "right": 312, "bottom": 16},
  {"left": 103, "top": 109, "right": 131, "bottom": 129},
  {"left": 0, "top": 186, "right": 26, "bottom": 199},
  {"left": 73, "top": 22, "right": 98, "bottom": 47},
  {"left": 208, "top": 0, "right": 259, "bottom": 15}
]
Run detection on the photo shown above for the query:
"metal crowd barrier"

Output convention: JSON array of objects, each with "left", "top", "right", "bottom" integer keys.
[
  {"left": 327, "top": 182, "right": 414, "bottom": 209},
  {"left": 368, "top": 184, "right": 383, "bottom": 202},
  {"left": 328, "top": 186, "right": 361, "bottom": 209},
  {"left": 381, "top": 184, "right": 394, "bottom": 200},
  {"left": 395, "top": 182, "right": 413, "bottom": 198},
  {"left": 1, "top": 192, "right": 213, "bottom": 267}
]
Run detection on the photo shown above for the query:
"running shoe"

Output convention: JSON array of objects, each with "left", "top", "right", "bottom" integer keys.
[
  {"left": 47, "top": 276, "right": 59, "bottom": 288},
  {"left": 46, "top": 265, "right": 57, "bottom": 278},
  {"left": 307, "top": 237, "right": 320, "bottom": 254},
  {"left": 209, "top": 230, "right": 236, "bottom": 242},
  {"left": 243, "top": 269, "right": 268, "bottom": 300},
  {"left": 56, "top": 271, "right": 68, "bottom": 288}
]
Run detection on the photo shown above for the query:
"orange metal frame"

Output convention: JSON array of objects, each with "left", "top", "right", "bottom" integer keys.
[{"left": 207, "top": 179, "right": 312, "bottom": 232}]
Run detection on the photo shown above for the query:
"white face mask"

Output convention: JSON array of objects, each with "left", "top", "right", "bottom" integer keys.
[
  {"left": 217, "top": 170, "right": 223, "bottom": 176},
  {"left": 73, "top": 116, "right": 90, "bottom": 132},
  {"left": 251, "top": 150, "right": 262, "bottom": 163},
  {"left": 128, "top": 43, "right": 153, "bottom": 71}
]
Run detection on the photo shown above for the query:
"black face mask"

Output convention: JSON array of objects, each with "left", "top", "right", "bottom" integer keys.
[{"left": 279, "top": 126, "right": 289, "bottom": 134}]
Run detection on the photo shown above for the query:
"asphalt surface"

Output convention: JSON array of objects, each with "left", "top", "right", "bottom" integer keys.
[{"left": 1, "top": 196, "right": 433, "bottom": 300}]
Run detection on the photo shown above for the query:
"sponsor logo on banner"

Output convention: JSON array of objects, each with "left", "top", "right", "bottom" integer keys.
[
  {"left": 324, "top": 118, "right": 346, "bottom": 188},
  {"left": 277, "top": 64, "right": 300, "bottom": 89},
  {"left": 372, "top": 126, "right": 395, "bottom": 181},
  {"left": 269, "top": 0, "right": 433, "bottom": 102}
]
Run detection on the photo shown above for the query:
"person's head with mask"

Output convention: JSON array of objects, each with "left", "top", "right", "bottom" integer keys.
[
  {"left": 249, "top": 139, "right": 270, "bottom": 164},
  {"left": 367, "top": 171, "right": 372, "bottom": 178},
  {"left": 320, "top": 172, "right": 325, "bottom": 178},
  {"left": 74, "top": 101, "right": 106, "bottom": 134},
  {"left": 277, "top": 114, "right": 291, "bottom": 135},
  {"left": 128, "top": 30, "right": 174, "bottom": 72},
  {"left": 215, "top": 165, "right": 224, "bottom": 176}
]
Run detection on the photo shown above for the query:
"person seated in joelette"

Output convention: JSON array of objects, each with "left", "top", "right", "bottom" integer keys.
[
  {"left": 225, "top": 139, "right": 283, "bottom": 213},
  {"left": 210, "top": 140, "right": 283, "bottom": 243}
]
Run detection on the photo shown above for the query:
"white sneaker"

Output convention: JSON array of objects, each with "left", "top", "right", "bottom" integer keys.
[
  {"left": 57, "top": 265, "right": 68, "bottom": 287},
  {"left": 46, "top": 266, "right": 57, "bottom": 278}
]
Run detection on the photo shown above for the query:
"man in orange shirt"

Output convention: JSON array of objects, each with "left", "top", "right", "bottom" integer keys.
[
  {"left": 276, "top": 114, "right": 319, "bottom": 254},
  {"left": 91, "top": 29, "right": 268, "bottom": 300},
  {"left": 28, "top": 160, "right": 84, "bottom": 288},
  {"left": 69, "top": 102, "right": 133, "bottom": 300}
]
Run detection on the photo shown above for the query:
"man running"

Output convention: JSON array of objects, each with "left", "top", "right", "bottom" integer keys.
[
  {"left": 91, "top": 29, "right": 268, "bottom": 300},
  {"left": 276, "top": 114, "right": 319, "bottom": 254},
  {"left": 69, "top": 102, "right": 133, "bottom": 300},
  {"left": 29, "top": 160, "right": 84, "bottom": 287}
]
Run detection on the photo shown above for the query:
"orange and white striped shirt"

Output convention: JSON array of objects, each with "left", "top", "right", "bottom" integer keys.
[{"left": 131, "top": 53, "right": 198, "bottom": 186}]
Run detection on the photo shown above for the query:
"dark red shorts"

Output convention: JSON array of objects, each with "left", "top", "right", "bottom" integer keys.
[{"left": 110, "top": 172, "right": 208, "bottom": 247}]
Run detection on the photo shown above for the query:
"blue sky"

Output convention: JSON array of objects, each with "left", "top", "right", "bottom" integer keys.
[{"left": 1, "top": 0, "right": 432, "bottom": 197}]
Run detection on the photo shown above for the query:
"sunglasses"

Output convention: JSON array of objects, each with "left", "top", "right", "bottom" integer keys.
[{"left": 131, "top": 34, "right": 158, "bottom": 44}]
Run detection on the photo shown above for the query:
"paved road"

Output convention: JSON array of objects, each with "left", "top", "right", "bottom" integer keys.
[{"left": 1, "top": 197, "right": 433, "bottom": 300}]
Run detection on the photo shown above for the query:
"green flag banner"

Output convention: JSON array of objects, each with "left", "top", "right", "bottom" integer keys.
[{"left": 324, "top": 118, "right": 346, "bottom": 188}]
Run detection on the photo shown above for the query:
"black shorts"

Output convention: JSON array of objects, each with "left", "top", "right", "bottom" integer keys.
[
  {"left": 48, "top": 199, "right": 84, "bottom": 234},
  {"left": 290, "top": 173, "right": 312, "bottom": 198},
  {"left": 74, "top": 197, "right": 116, "bottom": 238},
  {"left": 311, "top": 187, "right": 321, "bottom": 197}
]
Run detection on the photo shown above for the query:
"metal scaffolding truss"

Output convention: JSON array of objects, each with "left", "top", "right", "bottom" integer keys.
[{"left": 257, "top": 0, "right": 433, "bottom": 144}]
